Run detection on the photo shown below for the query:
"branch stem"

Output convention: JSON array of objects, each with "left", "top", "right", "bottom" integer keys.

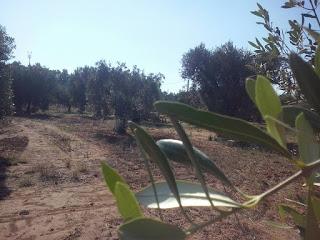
[
  {"left": 309, "top": 0, "right": 320, "bottom": 27},
  {"left": 186, "top": 158, "right": 320, "bottom": 235}
]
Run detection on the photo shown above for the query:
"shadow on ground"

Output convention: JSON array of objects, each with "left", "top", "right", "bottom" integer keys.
[
  {"left": 0, "top": 136, "right": 29, "bottom": 199},
  {"left": 0, "top": 157, "right": 12, "bottom": 199}
]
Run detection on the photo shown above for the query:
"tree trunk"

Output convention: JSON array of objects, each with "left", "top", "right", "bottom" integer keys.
[
  {"left": 26, "top": 101, "right": 31, "bottom": 114},
  {"left": 114, "top": 118, "right": 126, "bottom": 134}
]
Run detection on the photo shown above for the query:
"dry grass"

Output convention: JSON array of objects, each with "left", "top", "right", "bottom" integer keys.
[
  {"left": 64, "top": 158, "right": 71, "bottom": 169},
  {"left": 71, "top": 169, "right": 80, "bottom": 181},
  {"left": 75, "top": 161, "right": 88, "bottom": 173},
  {"left": 70, "top": 162, "right": 88, "bottom": 182},
  {"left": 34, "top": 163, "right": 61, "bottom": 182},
  {"left": 48, "top": 130, "right": 72, "bottom": 153},
  {"left": 0, "top": 114, "right": 302, "bottom": 240},
  {"left": 18, "top": 176, "right": 33, "bottom": 187}
]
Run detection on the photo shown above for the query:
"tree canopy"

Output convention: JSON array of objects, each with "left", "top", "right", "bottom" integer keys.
[
  {"left": 8, "top": 58, "right": 163, "bottom": 133},
  {"left": 181, "top": 42, "right": 257, "bottom": 119},
  {"left": 0, "top": 25, "right": 15, "bottom": 118},
  {"left": 249, "top": 1, "right": 320, "bottom": 99}
]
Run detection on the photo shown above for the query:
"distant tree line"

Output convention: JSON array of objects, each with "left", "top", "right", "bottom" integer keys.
[
  {"left": 0, "top": 26, "right": 163, "bottom": 133},
  {"left": 9, "top": 61, "right": 163, "bottom": 133},
  {"left": 0, "top": 24, "right": 263, "bottom": 129},
  {"left": 2, "top": 23, "right": 291, "bottom": 131}
]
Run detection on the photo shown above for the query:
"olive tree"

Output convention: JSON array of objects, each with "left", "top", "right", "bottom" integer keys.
[
  {"left": 101, "top": 42, "right": 320, "bottom": 240},
  {"left": 249, "top": 1, "right": 320, "bottom": 99},
  {"left": 181, "top": 42, "right": 257, "bottom": 119},
  {"left": 0, "top": 25, "right": 15, "bottom": 118}
]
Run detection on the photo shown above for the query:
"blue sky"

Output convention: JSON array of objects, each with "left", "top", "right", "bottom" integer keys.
[{"left": 1, "top": 0, "right": 300, "bottom": 92}]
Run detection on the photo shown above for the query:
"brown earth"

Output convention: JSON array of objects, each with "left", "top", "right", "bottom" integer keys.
[{"left": 0, "top": 114, "right": 304, "bottom": 239}]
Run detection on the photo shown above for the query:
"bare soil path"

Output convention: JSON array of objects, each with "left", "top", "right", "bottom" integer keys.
[
  {"left": 0, "top": 115, "right": 302, "bottom": 239},
  {"left": 0, "top": 117, "right": 120, "bottom": 240}
]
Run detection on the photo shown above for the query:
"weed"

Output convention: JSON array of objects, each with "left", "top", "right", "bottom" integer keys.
[
  {"left": 76, "top": 162, "right": 88, "bottom": 173},
  {"left": 18, "top": 176, "right": 33, "bottom": 187},
  {"left": 71, "top": 169, "right": 80, "bottom": 181},
  {"left": 35, "top": 163, "right": 60, "bottom": 182},
  {"left": 64, "top": 158, "right": 71, "bottom": 169}
]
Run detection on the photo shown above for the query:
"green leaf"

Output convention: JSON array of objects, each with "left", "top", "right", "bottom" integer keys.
[
  {"left": 245, "top": 78, "right": 256, "bottom": 104},
  {"left": 304, "top": 27, "right": 320, "bottom": 43},
  {"left": 156, "top": 139, "right": 232, "bottom": 187},
  {"left": 311, "top": 196, "right": 320, "bottom": 222},
  {"left": 302, "top": 13, "right": 316, "bottom": 18},
  {"left": 101, "top": 162, "right": 143, "bottom": 222},
  {"left": 130, "top": 126, "right": 162, "bottom": 216},
  {"left": 264, "top": 115, "right": 296, "bottom": 133},
  {"left": 279, "top": 205, "right": 306, "bottom": 228},
  {"left": 255, "top": 76, "right": 282, "bottom": 117},
  {"left": 282, "top": 1, "right": 297, "bottom": 8},
  {"left": 296, "top": 113, "right": 320, "bottom": 164},
  {"left": 251, "top": 11, "right": 263, "bottom": 18},
  {"left": 305, "top": 193, "right": 320, "bottom": 239},
  {"left": 170, "top": 118, "right": 215, "bottom": 209},
  {"left": 315, "top": 46, "right": 320, "bottom": 77},
  {"left": 248, "top": 41, "right": 260, "bottom": 49},
  {"left": 255, "top": 75, "right": 285, "bottom": 147},
  {"left": 282, "top": 105, "right": 320, "bottom": 130},
  {"left": 101, "top": 162, "right": 126, "bottom": 195},
  {"left": 154, "top": 101, "right": 290, "bottom": 158},
  {"left": 289, "top": 53, "right": 320, "bottom": 114},
  {"left": 118, "top": 217, "right": 186, "bottom": 240},
  {"left": 263, "top": 220, "right": 293, "bottom": 229},
  {"left": 114, "top": 182, "right": 143, "bottom": 222},
  {"left": 256, "top": 38, "right": 265, "bottom": 51},
  {"left": 128, "top": 122, "right": 191, "bottom": 222},
  {"left": 136, "top": 181, "right": 242, "bottom": 209}
]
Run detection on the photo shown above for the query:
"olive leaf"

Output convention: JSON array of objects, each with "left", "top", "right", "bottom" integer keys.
[
  {"left": 255, "top": 75, "right": 286, "bottom": 147},
  {"left": 156, "top": 139, "right": 232, "bottom": 186},
  {"left": 136, "top": 181, "right": 242, "bottom": 209},
  {"left": 154, "top": 101, "right": 290, "bottom": 158},
  {"left": 289, "top": 53, "right": 320, "bottom": 114},
  {"left": 118, "top": 217, "right": 186, "bottom": 240}
]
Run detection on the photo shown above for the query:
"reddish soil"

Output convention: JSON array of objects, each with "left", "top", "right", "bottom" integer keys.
[{"left": 0, "top": 114, "right": 304, "bottom": 239}]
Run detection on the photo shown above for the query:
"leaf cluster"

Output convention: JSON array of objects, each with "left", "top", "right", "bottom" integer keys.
[
  {"left": 101, "top": 42, "right": 320, "bottom": 239},
  {"left": 249, "top": 1, "right": 320, "bottom": 98}
]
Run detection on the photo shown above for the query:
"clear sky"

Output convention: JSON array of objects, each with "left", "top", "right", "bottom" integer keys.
[{"left": 1, "top": 0, "right": 300, "bottom": 92}]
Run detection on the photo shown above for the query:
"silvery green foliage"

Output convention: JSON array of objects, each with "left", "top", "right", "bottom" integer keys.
[{"left": 101, "top": 44, "right": 320, "bottom": 240}]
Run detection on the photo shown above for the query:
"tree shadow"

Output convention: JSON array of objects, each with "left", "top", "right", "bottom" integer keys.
[
  {"left": 0, "top": 157, "right": 12, "bottom": 200},
  {"left": 0, "top": 136, "right": 29, "bottom": 200},
  {"left": 15, "top": 112, "right": 63, "bottom": 120}
]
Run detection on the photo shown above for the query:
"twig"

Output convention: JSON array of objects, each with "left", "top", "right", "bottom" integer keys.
[
  {"left": 309, "top": 0, "right": 320, "bottom": 27},
  {"left": 186, "top": 169, "right": 304, "bottom": 235},
  {"left": 222, "top": 185, "right": 246, "bottom": 233}
]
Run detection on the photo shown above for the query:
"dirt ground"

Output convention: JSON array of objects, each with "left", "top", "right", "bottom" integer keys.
[{"left": 0, "top": 114, "right": 304, "bottom": 239}]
